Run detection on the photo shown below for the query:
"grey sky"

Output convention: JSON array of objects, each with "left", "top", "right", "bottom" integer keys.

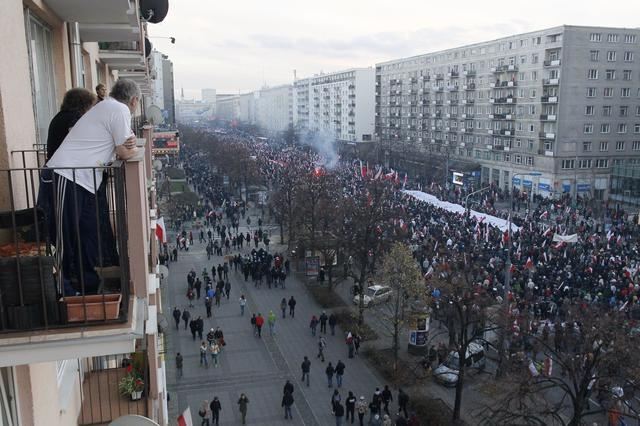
[{"left": 148, "top": 0, "right": 640, "bottom": 99}]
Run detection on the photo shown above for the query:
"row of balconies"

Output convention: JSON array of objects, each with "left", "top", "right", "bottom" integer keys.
[
  {"left": 490, "top": 80, "right": 517, "bottom": 88},
  {"left": 491, "top": 64, "right": 519, "bottom": 73}
]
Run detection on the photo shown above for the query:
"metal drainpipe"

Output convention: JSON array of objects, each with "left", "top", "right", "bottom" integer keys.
[{"left": 68, "top": 22, "right": 83, "bottom": 87}]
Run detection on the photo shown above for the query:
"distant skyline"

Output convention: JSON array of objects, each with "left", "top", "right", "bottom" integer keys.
[{"left": 148, "top": 0, "right": 640, "bottom": 100}]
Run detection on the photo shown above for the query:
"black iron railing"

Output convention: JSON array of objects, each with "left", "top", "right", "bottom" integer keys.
[{"left": 0, "top": 154, "right": 130, "bottom": 333}]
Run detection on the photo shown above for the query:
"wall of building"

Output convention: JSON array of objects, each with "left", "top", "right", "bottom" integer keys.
[
  {"left": 255, "top": 85, "right": 293, "bottom": 133},
  {"left": 162, "top": 58, "right": 175, "bottom": 125},
  {"left": 354, "top": 69, "right": 375, "bottom": 142}
]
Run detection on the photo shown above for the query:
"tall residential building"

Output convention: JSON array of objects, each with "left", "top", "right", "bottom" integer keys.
[
  {"left": 176, "top": 99, "right": 215, "bottom": 124},
  {"left": 0, "top": 1, "right": 168, "bottom": 425},
  {"left": 293, "top": 77, "right": 311, "bottom": 131},
  {"left": 216, "top": 94, "right": 241, "bottom": 121},
  {"left": 255, "top": 85, "right": 294, "bottom": 134},
  {"left": 299, "top": 68, "right": 375, "bottom": 145},
  {"left": 149, "top": 50, "right": 166, "bottom": 110},
  {"left": 376, "top": 25, "right": 640, "bottom": 200},
  {"left": 202, "top": 88, "right": 217, "bottom": 103},
  {"left": 162, "top": 54, "right": 176, "bottom": 126},
  {"left": 239, "top": 92, "right": 258, "bottom": 125}
]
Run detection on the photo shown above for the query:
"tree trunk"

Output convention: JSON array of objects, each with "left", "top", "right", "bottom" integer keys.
[
  {"left": 453, "top": 353, "right": 466, "bottom": 421},
  {"left": 279, "top": 220, "right": 285, "bottom": 245},
  {"left": 393, "top": 290, "right": 401, "bottom": 372}
]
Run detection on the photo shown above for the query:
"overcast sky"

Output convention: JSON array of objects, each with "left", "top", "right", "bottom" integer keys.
[{"left": 148, "top": 0, "right": 640, "bottom": 100}]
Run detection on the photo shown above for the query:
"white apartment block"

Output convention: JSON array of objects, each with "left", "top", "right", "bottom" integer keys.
[
  {"left": 239, "top": 92, "right": 258, "bottom": 125},
  {"left": 297, "top": 68, "right": 375, "bottom": 144},
  {"left": 376, "top": 25, "right": 640, "bottom": 200},
  {"left": 149, "top": 50, "right": 165, "bottom": 110},
  {"left": 216, "top": 94, "right": 241, "bottom": 121},
  {"left": 0, "top": 1, "right": 168, "bottom": 425},
  {"left": 255, "top": 84, "right": 294, "bottom": 134}
]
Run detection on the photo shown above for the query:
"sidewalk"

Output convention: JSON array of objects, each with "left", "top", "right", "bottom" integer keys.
[{"left": 163, "top": 206, "right": 397, "bottom": 425}]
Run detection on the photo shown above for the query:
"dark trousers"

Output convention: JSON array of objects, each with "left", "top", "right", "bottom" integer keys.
[{"left": 346, "top": 406, "right": 354, "bottom": 423}]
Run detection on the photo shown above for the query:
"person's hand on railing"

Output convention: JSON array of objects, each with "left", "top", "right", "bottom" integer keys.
[{"left": 116, "top": 135, "right": 138, "bottom": 160}]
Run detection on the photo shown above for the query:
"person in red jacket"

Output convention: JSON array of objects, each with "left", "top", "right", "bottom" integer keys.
[{"left": 255, "top": 313, "right": 265, "bottom": 338}]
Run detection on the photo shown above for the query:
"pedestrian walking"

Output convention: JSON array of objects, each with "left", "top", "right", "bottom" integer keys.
[
  {"left": 198, "top": 400, "right": 210, "bottom": 426},
  {"left": 190, "top": 319, "right": 198, "bottom": 341},
  {"left": 356, "top": 396, "right": 367, "bottom": 426},
  {"left": 237, "top": 393, "right": 249, "bottom": 425},
  {"left": 310, "top": 315, "right": 319, "bottom": 336},
  {"left": 381, "top": 385, "right": 393, "bottom": 415},
  {"left": 346, "top": 391, "right": 356, "bottom": 424},
  {"left": 209, "top": 396, "right": 222, "bottom": 426},
  {"left": 346, "top": 332, "right": 355, "bottom": 358},
  {"left": 282, "top": 391, "right": 294, "bottom": 420},
  {"left": 288, "top": 296, "right": 296, "bottom": 317},
  {"left": 187, "top": 287, "right": 195, "bottom": 307},
  {"left": 268, "top": 310, "right": 277, "bottom": 336},
  {"left": 255, "top": 313, "right": 264, "bottom": 338},
  {"left": 326, "top": 362, "right": 335, "bottom": 387},
  {"left": 397, "top": 388, "right": 409, "bottom": 418},
  {"left": 280, "top": 298, "right": 287, "bottom": 319},
  {"left": 239, "top": 294, "right": 247, "bottom": 316},
  {"left": 319, "top": 311, "right": 328, "bottom": 334},
  {"left": 210, "top": 341, "right": 220, "bottom": 367},
  {"left": 173, "top": 307, "right": 181, "bottom": 329},
  {"left": 200, "top": 341, "right": 209, "bottom": 367},
  {"left": 329, "top": 313, "right": 337, "bottom": 336},
  {"left": 176, "top": 352, "right": 183, "bottom": 379},
  {"left": 283, "top": 380, "right": 294, "bottom": 396},
  {"left": 205, "top": 297, "right": 212, "bottom": 318},
  {"left": 196, "top": 316, "right": 204, "bottom": 340},
  {"left": 370, "top": 389, "right": 382, "bottom": 423},
  {"left": 335, "top": 360, "right": 346, "bottom": 387},
  {"left": 182, "top": 309, "right": 190, "bottom": 330},
  {"left": 317, "top": 336, "right": 327, "bottom": 362},
  {"left": 301, "top": 356, "right": 311, "bottom": 387},
  {"left": 224, "top": 280, "right": 231, "bottom": 299},
  {"left": 331, "top": 389, "right": 342, "bottom": 411},
  {"left": 334, "top": 401, "right": 345, "bottom": 426}
]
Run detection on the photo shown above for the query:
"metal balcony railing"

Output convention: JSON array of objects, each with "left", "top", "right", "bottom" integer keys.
[{"left": 0, "top": 155, "right": 130, "bottom": 333}]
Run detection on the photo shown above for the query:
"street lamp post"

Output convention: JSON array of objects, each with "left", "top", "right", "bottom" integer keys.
[
  {"left": 464, "top": 186, "right": 492, "bottom": 216},
  {"left": 497, "top": 171, "right": 541, "bottom": 378}
]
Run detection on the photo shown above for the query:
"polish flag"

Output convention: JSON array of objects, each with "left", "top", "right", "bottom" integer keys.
[
  {"left": 403, "top": 173, "right": 408, "bottom": 188},
  {"left": 155, "top": 217, "right": 167, "bottom": 244},
  {"left": 177, "top": 407, "right": 193, "bottom": 426},
  {"left": 525, "top": 257, "right": 534, "bottom": 270},
  {"left": 539, "top": 211, "right": 549, "bottom": 220},
  {"left": 374, "top": 167, "right": 383, "bottom": 180}
]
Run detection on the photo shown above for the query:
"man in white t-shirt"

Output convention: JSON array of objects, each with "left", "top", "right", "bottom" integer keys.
[{"left": 42, "top": 79, "right": 139, "bottom": 294}]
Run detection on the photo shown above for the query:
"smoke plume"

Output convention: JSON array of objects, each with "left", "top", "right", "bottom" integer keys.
[{"left": 300, "top": 129, "right": 339, "bottom": 169}]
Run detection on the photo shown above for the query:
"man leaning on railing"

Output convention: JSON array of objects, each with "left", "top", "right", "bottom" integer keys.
[{"left": 39, "top": 79, "right": 139, "bottom": 296}]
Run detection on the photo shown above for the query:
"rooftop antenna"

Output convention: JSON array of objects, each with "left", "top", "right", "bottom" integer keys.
[
  {"left": 293, "top": 69, "right": 297, "bottom": 82},
  {"left": 180, "top": 87, "right": 184, "bottom": 100}
]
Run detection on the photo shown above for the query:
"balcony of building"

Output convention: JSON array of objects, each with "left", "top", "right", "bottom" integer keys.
[
  {"left": 463, "top": 83, "right": 476, "bottom": 90},
  {"left": 489, "top": 97, "right": 516, "bottom": 104},
  {"left": 461, "top": 113, "right": 474, "bottom": 119},
  {"left": 461, "top": 99, "right": 474, "bottom": 105},
  {"left": 499, "top": 129, "right": 514, "bottom": 136},
  {"left": 544, "top": 59, "right": 561, "bottom": 67},
  {"left": 422, "top": 75, "right": 431, "bottom": 82},
  {"left": 447, "top": 99, "right": 459, "bottom": 105},
  {"left": 540, "top": 114, "right": 557, "bottom": 121},
  {"left": 541, "top": 96, "right": 558, "bottom": 104},
  {"left": 491, "top": 64, "right": 518, "bottom": 73},
  {"left": 0, "top": 135, "right": 154, "bottom": 366},
  {"left": 463, "top": 70, "right": 476, "bottom": 77},
  {"left": 77, "top": 352, "right": 149, "bottom": 425},
  {"left": 435, "top": 73, "right": 444, "bottom": 80},
  {"left": 539, "top": 131, "right": 556, "bottom": 140},
  {"left": 542, "top": 78, "right": 560, "bottom": 86},
  {"left": 448, "top": 71, "right": 459, "bottom": 78}
]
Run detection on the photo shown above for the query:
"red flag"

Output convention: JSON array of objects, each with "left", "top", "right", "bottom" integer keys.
[
  {"left": 525, "top": 257, "right": 534, "bottom": 270},
  {"left": 177, "top": 407, "right": 193, "bottom": 426},
  {"left": 155, "top": 217, "right": 167, "bottom": 244},
  {"left": 503, "top": 230, "right": 509, "bottom": 244}
]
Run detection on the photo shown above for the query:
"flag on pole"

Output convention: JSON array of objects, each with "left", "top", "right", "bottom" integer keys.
[
  {"left": 539, "top": 211, "right": 549, "bottom": 220},
  {"left": 402, "top": 173, "right": 408, "bottom": 189},
  {"left": 374, "top": 167, "right": 383, "bottom": 180},
  {"left": 155, "top": 217, "right": 167, "bottom": 244},
  {"left": 525, "top": 257, "right": 534, "bottom": 269},
  {"left": 177, "top": 407, "right": 193, "bottom": 426}
]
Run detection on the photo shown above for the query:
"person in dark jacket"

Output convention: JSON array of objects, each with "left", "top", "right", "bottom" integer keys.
[
  {"left": 319, "top": 311, "right": 328, "bottom": 333},
  {"left": 282, "top": 391, "right": 294, "bottom": 420},
  {"left": 209, "top": 397, "right": 222, "bottom": 426},
  {"left": 301, "top": 356, "right": 311, "bottom": 387},
  {"left": 182, "top": 309, "right": 190, "bottom": 330},
  {"left": 333, "top": 401, "right": 345, "bottom": 426},
  {"left": 397, "top": 388, "right": 409, "bottom": 418},
  {"left": 46, "top": 88, "right": 95, "bottom": 160},
  {"left": 335, "top": 360, "right": 346, "bottom": 387},
  {"left": 172, "top": 307, "right": 181, "bottom": 329},
  {"left": 283, "top": 380, "right": 294, "bottom": 396},
  {"left": 326, "top": 362, "right": 335, "bottom": 388},
  {"left": 345, "top": 391, "right": 357, "bottom": 424},
  {"left": 288, "top": 296, "right": 297, "bottom": 317},
  {"left": 381, "top": 385, "right": 393, "bottom": 415},
  {"left": 329, "top": 313, "right": 338, "bottom": 335}
]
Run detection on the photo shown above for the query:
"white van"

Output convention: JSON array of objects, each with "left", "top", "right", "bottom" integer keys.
[{"left": 433, "top": 341, "right": 486, "bottom": 386}]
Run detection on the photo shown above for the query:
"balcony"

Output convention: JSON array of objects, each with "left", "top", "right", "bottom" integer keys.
[
  {"left": 463, "top": 83, "right": 476, "bottom": 90},
  {"left": 499, "top": 129, "right": 514, "bottom": 136},
  {"left": 432, "top": 85, "right": 444, "bottom": 92},
  {"left": 463, "top": 70, "right": 476, "bottom": 77},
  {"left": 422, "top": 75, "right": 431, "bottom": 81},
  {"left": 99, "top": 42, "right": 146, "bottom": 72},
  {"left": 491, "top": 64, "right": 518, "bottom": 73},
  {"left": 540, "top": 114, "right": 557, "bottom": 121},
  {"left": 448, "top": 71, "right": 459, "bottom": 78},
  {"left": 435, "top": 73, "right": 445, "bottom": 80},
  {"left": 447, "top": 99, "right": 459, "bottom": 105},
  {"left": 461, "top": 99, "right": 474, "bottom": 104},
  {"left": 47, "top": 0, "right": 141, "bottom": 42},
  {"left": 490, "top": 97, "right": 516, "bottom": 104},
  {"left": 461, "top": 113, "right": 474, "bottom": 119},
  {"left": 541, "top": 96, "right": 558, "bottom": 103},
  {"left": 543, "top": 78, "right": 559, "bottom": 86},
  {"left": 0, "top": 136, "right": 153, "bottom": 366},
  {"left": 544, "top": 59, "right": 561, "bottom": 67},
  {"left": 539, "top": 132, "right": 556, "bottom": 140}
]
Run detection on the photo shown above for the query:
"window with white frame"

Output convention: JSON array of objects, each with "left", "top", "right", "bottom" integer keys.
[
  {"left": 621, "top": 88, "right": 631, "bottom": 97},
  {"left": 618, "top": 123, "right": 628, "bottom": 134},
  {"left": 607, "top": 51, "right": 617, "bottom": 61},
  {"left": 583, "top": 141, "right": 592, "bottom": 151},
  {"left": 561, "top": 159, "right": 575, "bottom": 169},
  {"left": 587, "top": 69, "right": 599, "bottom": 79},
  {"left": 605, "top": 69, "right": 616, "bottom": 80},
  {"left": 635, "top": 124, "right": 640, "bottom": 133},
  {"left": 624, "top": 34, "right": 637, "bottom": 44},
  {"left": 616, "top": 141, "right": 625, "bottom": 151},
  {"left": 585, "top": 105, "right": 594, "bottom": 115},
  {"left": 584, "top": 124, "right": 594, "bottom": 134},
  {"left": 600, "top": 141, "right": 609, "bottom": 151},
  {"left": 633, "top": 141, "right": 640, "bottom": 151},
  {"left": 25, "top": 10, "right": 57, "bottom": 144},
  {"left": 579, "top": 159, "right": 592, "bottom": 168},
  {"left": 586, "top": 87, "right": 597, "bottom": 97},
  {"left": 603, "top": 105, "right": 612, "bottom": 116},
  {"left": 624, "top": 51, "right": 634, "bottom": 62},
  {"left": 623, "top": 70, "right": 632, "bottom": 80},
  {"left": 603, "top": 87, "right": 614, "bottom": 97},
  {"left": 601, "top": 123, "right": 610, "bottom": 134},
  {"left": 590, "top": 33, "right": 602, "bottom": 42},
  {"left": 607, "top": 34, "right": 619, "bottom": 43},
  {"left": 590, "top": 50, "right": 600, "bottom": 61},
  {"left": 596, "top": 159, "right": 609, "bottom": 168},
  {"left": 620, "top": 106, "right": 628, "bottom": 117}
]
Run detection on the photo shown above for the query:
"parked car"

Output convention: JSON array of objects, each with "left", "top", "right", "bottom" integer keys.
[
  {"left": 433, "top": 341, "right": 486, "bottom": 386},
  {"left": 352, "top": 285, "right": 392, "bottom": 307}
]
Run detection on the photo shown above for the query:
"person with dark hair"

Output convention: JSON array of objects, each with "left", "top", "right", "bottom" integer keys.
[
  {"left": 46, "top": 87, "right": 95, "bottom": 160},
  {"left": 95, "top": 83, "right": 106, "bottom": 102},
  {"left": 43, "top": 79, "right": 139, "bottom": 294}
]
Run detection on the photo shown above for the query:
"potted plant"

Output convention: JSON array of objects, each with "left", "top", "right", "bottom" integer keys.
[{"left": 118, "top": 365, "right": 144, "bottom": 400}]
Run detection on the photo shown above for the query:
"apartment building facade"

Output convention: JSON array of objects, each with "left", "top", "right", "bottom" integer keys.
[
  {"left": 294, "top": 69, "right": 375, "bottom": 145},
  {"left": 0, "top": 0, "right": 168, "bottom": 425},
  {"left": 239, "top": 92, "right": 258, "bottom": 126},
  {"left": 376, "top": 25, "right": 640, "bottom": 200},
  {"left": 254, "top": 84, "right": 294, "bottom": 134},
  {"left": 216, "top": 94, "right": 241, "bottom": 121}
]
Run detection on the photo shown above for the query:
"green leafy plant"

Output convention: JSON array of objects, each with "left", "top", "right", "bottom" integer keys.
[{"left": 118, "top": 364, "right": 144, "bottom": 396}]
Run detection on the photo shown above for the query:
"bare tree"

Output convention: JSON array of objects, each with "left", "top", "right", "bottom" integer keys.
[{"left": 377, "top": 242, "right": 425, "bottom": 371}]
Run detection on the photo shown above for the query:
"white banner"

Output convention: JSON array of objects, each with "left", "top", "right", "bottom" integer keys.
[{"left": 552, "top": 234, "right": 578, "bottom": 243}]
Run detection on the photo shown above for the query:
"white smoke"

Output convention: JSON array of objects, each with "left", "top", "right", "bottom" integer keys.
[{"left": 300, "top": 129, "right": 339, "bottom": 169}]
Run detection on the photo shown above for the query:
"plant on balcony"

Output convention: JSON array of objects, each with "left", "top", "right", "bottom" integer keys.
[{"left": 118, "top": 365, "right": 144, "bottom": 400}]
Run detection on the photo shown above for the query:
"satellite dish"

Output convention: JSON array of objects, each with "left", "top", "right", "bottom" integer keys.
[
  {"left": 109, "top": 415, "right": 159, "bottom": 426},
  {"left": 153, "top": 159, "right": 163, "bottom": 171},
  {"left": 147, "top": 105, "right": 164, "bottom": 125}
]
